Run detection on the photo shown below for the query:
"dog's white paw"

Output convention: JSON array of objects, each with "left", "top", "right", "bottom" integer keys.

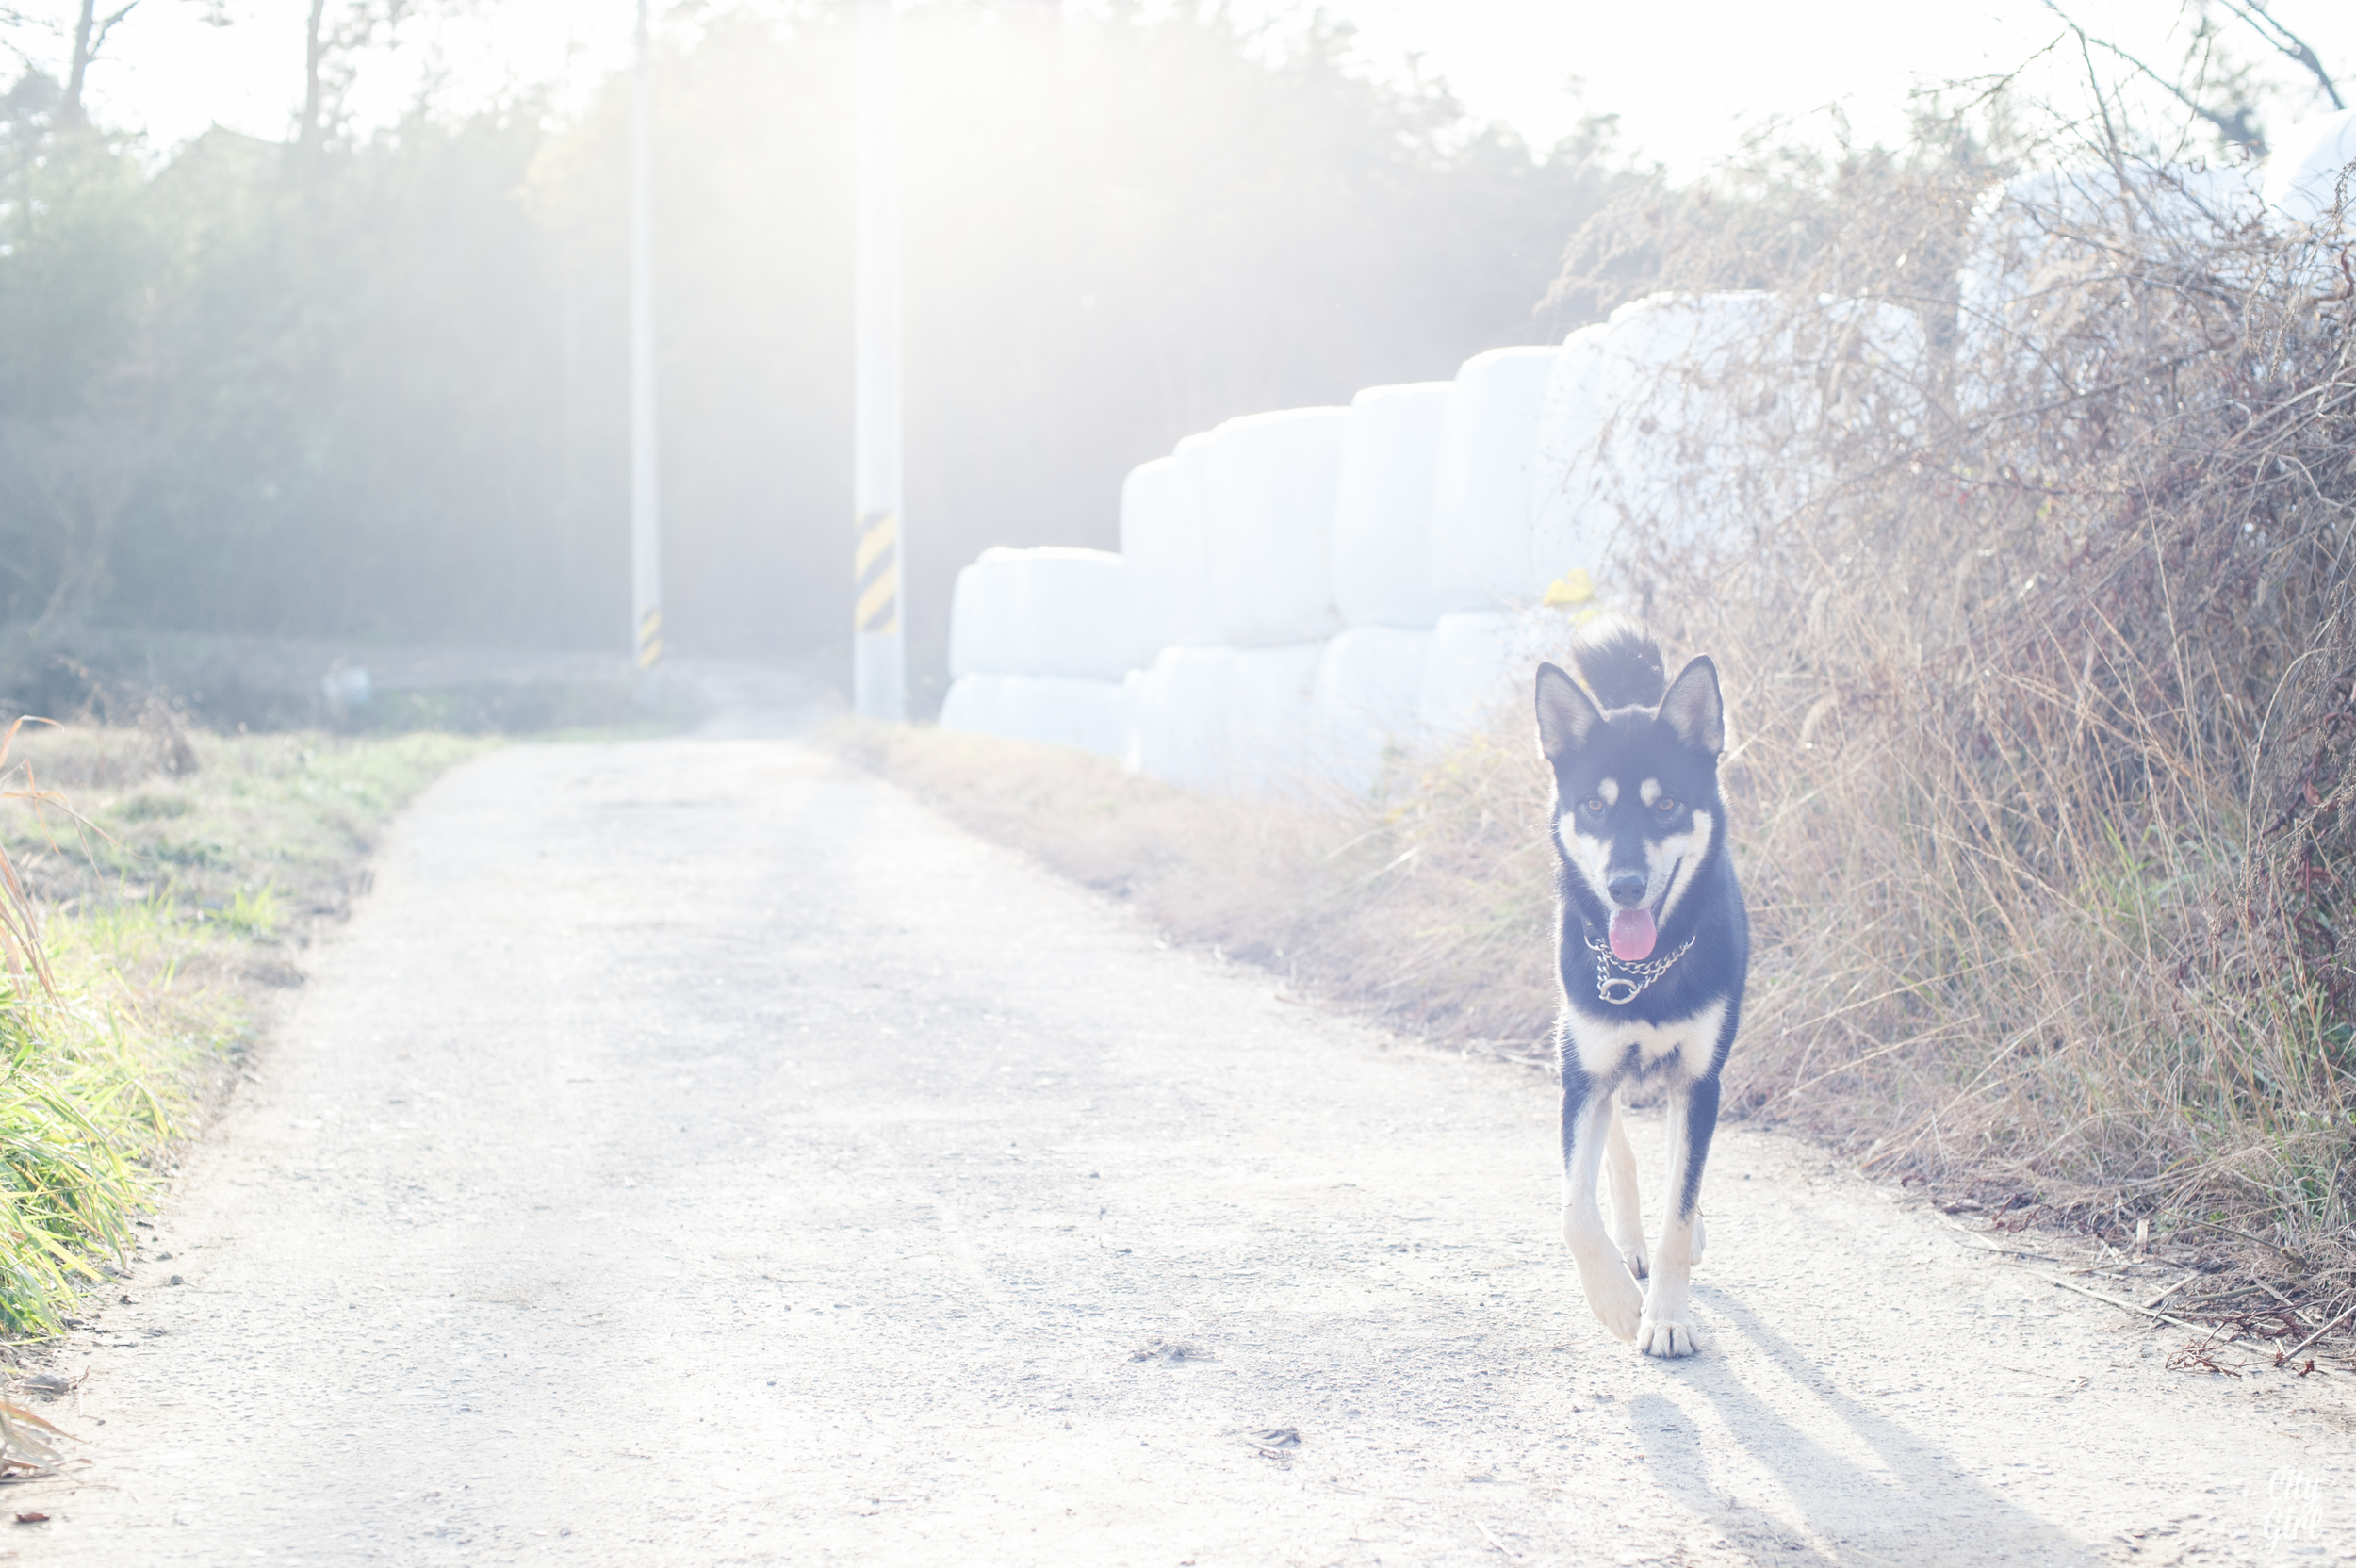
[
  {"left": 1617, "top": 1237, "right": 1650, "bottom": 1280},
  {"left": 1636, "top": 1315, "right": 1698, "bottom": 1358},
  {"left": 1578, "top": 1258, "right": 1644, "bottom": 1342}
]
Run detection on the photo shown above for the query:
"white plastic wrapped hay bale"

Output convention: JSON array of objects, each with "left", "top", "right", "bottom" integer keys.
[
  {"left": 1432, "top": 345, "right": 1561, "bottom": 612},
  {"left": 939, "top": 672, "right": 1011, "bottom": 736},
  {"left": 947, "top": 551, "right": 1025, "bottom": 680},
  {"left": 1419, "top": 610, "right": 1565, "bottom": 742},
  {"left": 1120, "top": 433, "right": 1217, "bottom": 664},
  {"left": 2266, "top": 109, "right": 2356, "bottom": 234},
  {"left": 1332, "top": 383, "right": 1452, "bottom": 628},
  {"left": 1530, "top": 297, "right": 1780, "bottom": 585},
  {"left": 1955, "top": 163, "right": 2264, "bottom": 393},
  {"left": 1128, "top": 645, "right": 1235, "bottom": 792},
  {"left": 1311, "top": 627, "right": 1432, "bottom": 794},
  {"left": 998, "top": 677, "right": 1129, "bottom": 759},
  {"left": 939, "top": 672, "right": 1126, "bottom": 759},
  {"left": 1226, "top": 643, "right": 1327, "bottom": 796},
  {"left": 1526, "top": 320, "right": 1619, "bottom": 596},
  {"left": 1203, "top": 406, "right": 1352, "bottom": 646},
  {"left": 1003, "top": 547, "right": 1132, "bottom": 680},
  {"left": 1531, "top": 293, "right": 1922, "bottom": 581},
  {"left": 948, "top": 547, "right": 1131, "bottom": 680}
]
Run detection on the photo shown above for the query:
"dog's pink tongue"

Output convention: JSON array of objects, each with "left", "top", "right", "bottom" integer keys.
[{"left": 1609, "top": 907, "right": 1657, "bottom": 961}]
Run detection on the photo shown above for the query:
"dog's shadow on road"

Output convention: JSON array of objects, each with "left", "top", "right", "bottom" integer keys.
[{"left": 1624, "top": 1291, "right": 2077, "bottom": 1566}]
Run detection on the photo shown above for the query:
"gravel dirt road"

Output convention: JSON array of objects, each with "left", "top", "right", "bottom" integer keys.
[{"left": 11, "top": 731, "right": 2353, "bottom": 1565}]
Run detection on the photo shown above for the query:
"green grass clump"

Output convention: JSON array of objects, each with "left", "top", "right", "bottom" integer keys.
[{"left": 0, "top": 977, "right": 171, "bottom": 1332}]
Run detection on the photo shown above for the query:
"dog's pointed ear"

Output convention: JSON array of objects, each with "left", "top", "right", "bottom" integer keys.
[
  {"left": 1658, "top": 656, "right": 1725, "bottom": 755},
  {"left": 1535, "top": 662, "right": 1602, "bottom": 761}
]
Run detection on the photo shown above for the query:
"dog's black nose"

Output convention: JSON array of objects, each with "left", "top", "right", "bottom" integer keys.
[{"left": 1607, "top": 872, "right": 1647, "bottom": 907}]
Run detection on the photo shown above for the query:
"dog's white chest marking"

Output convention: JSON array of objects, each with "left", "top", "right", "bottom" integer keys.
[{"left": 1565, "top": 999, "right": 1726, "bottom": 1078}]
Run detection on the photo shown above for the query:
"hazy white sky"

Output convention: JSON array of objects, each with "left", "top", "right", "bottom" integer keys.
[{"left": 32, "top": 0, "right": 2356, "bottom": 175}]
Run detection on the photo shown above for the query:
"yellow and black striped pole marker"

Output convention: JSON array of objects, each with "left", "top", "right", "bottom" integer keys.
[
  {"left": 855, "top": 510, "right": 898, "bottom": 636},
  {"left": 851, "top": 502, "right": 904, "bottom": 720},
  {"left": 636, "top": 607, "right": 663, "bottom": 670}
]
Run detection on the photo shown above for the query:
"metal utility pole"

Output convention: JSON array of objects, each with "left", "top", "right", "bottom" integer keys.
[
  {"left": 630, "top": 0, "right": 663, "bottom": 671},
  {"left": 853, "top": 0, "right": 904, "bottom": 720}
]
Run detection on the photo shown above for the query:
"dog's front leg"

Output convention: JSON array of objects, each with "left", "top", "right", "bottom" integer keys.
[
  {"left": 1603, "top": 1096, "right": 1647, "bottom": 1279},
  {"left": 1638, "top": 1073, "right": 1719, "bottom": 1358},
  {"left": 1561, "top": 1066, "right": 1643, "bottom": 1341}
]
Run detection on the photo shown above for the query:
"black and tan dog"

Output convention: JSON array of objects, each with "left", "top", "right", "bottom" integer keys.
[{"left": 1534, "top": 618, "right": 1748, "bottom": 1358}]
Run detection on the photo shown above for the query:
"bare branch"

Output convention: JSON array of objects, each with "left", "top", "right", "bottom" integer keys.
[
  {"left": 89, "top": 0, "right": 140, "bottom": 59},
  {"left": 2212, "top": 0, "right": 2345, "bottom": 112},
  {"left": 2041, "top": 0, "right": 2266, "bottom": 153},
  {"left": 61, "top": 0, "right": 146, "bottom": 126}
]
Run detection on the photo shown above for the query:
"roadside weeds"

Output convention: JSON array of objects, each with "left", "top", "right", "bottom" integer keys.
[{"left": 0, "top": 720, "right": 485, "bottom": 1364}]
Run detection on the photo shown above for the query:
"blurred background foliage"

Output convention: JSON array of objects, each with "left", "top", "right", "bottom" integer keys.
[{"left": 0, "top": 0, "right": 1628, "bottom": 710}]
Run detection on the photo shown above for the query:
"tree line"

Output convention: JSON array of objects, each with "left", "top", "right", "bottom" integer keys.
[{"left": 0, "top": 1, "right": 1628, "bottom": 706}]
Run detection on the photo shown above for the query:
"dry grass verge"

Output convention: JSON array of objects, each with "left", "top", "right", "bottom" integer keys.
[
  {"left": 1559, "top": 147, "right": 2356, "bottom": 1327},
  {"left": 827, "top": 718, "right": 1565, "bottom": 1053}
]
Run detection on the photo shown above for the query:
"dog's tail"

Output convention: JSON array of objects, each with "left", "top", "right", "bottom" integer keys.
[{"left": 1571, "top": 614, "right": 1666, "bottom": 709}]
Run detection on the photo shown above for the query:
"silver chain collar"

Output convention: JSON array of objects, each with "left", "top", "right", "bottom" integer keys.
[{"left": 1582, "top": 931, "right": 1697, "bottom": 1005}]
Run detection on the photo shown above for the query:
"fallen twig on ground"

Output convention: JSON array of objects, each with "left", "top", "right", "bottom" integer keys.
[
  {"left": 2281, "top": 1303, "right": 2356, "bottom": 1363},
  {"left": 2031, "top": 1270, "right": 2212, "bottom": 1334}
]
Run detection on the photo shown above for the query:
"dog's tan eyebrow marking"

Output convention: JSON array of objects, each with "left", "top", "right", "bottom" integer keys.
[
  {"left": 1640, "top": 778, "right": 1661, "bottom": 806},
  {"left": 1597, "top": 777, "right": 1619, "bottom": 806}
]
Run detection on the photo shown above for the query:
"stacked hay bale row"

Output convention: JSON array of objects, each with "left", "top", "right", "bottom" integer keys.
[
  {"left": 941, "top": 290, "right": 1916, "bottom": 793},
  {"left": 938, "top": 294, "right": 1916, "bottom": 792}
]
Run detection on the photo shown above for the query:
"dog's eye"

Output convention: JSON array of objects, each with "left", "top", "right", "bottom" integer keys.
[
  {"left": 1655, "top": 796, "right": 1679, "bottom": 814},
  {"left": 1580, "top": 796, "right": 1606, "bottom": 814}
]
